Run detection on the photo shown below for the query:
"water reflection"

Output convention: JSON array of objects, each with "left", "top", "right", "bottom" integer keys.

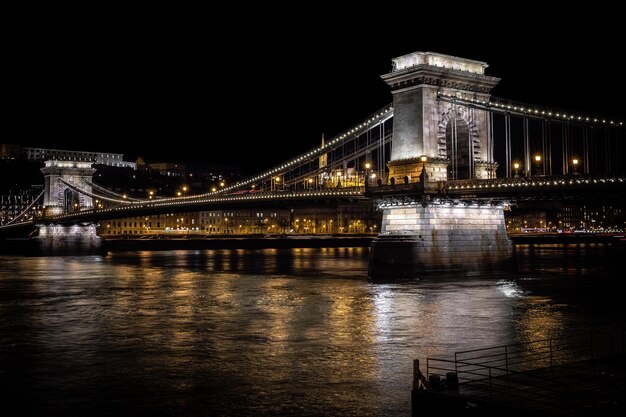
[{"left": 0, "top": 245, "right": 623, "bottom": 416}]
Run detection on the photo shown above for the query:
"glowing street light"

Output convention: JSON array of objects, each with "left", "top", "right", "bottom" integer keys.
[
  {"left": 533, "top": 154, "right": 543, "bottom": 176},
  {"left": 418, "top": 155, "right": 428, "bottom": 183},
  {"left": 571, "top": 158, "right": 580, "bottom": 175},
  {"left": 513, "top": 162, "right": 520, "bottom": 177},
  {"left": 364, "top": 163, "right": 373, "bottom": 187}
]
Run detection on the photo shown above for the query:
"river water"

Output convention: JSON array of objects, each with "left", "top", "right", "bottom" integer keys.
[{"left": 0, "top": 244, "right": 624, "bottom": 416}]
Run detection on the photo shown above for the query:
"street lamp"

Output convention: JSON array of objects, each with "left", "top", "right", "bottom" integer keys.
[
  {"left": 364, "top": 162, "right": 371, "bottom": 186},
  {"left": 419, "top": 155, "right": 428, "bottom": 183},
  {"left": 513, "top": 162, "right": 520, "bottom": 177},
  {"left": 533, "top": 154, "right": 543, "bottom": 176},
  {"left": 308, "top": 178, "right": 313, "bottom": 189},
  {"left": 219, "top": 181, "right": 225, "bottom": 188},
  {"left": 571, "top": 158, "right": 579, "bottom": 175}
]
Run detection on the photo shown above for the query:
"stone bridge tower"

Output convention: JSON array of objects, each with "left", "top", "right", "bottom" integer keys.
[
  {"left": 368, "top": 52, "right": 512, "bottom": 279},
  {"left": 381, "top": 51, "right": 500, "bottom": 184},
  {"left": 41, "top": 160, "right": 96, "bottom": 216}
]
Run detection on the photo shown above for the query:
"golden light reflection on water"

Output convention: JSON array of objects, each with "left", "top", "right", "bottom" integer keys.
[{"left": 514, "top": 296, "right": 565, "bottom": 342}]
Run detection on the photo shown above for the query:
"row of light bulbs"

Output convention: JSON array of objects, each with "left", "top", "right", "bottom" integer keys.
[
  {"left": 439, "top": 93, "right": 623, "bottom": 126},
  {"left": 52, "top": 188, "right": 366, "bottom": 220},
  {"left": 447, "top": 176, "right": 624, "bottom": 190}
]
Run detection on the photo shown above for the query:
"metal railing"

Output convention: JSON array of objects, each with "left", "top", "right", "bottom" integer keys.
[{"left": 422, "top": 330, "right": 625, "bottom": 414}]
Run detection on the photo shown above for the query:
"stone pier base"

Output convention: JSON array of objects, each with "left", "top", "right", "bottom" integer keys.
[
  {"left": 368, "top": 204, "right": 513, "bottom": 279},
  {"left": 33, "top": 223, "right": 103, "bottom": 255}
]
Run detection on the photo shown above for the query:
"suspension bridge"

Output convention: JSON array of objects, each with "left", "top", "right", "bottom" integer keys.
[{"left": 1, "top": 51, "right": 624, "bottom": 277}]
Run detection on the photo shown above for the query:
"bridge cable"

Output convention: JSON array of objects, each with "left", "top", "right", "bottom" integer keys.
[
  {"left": 84, "top": 179, "right": 146, "bottom": 202},
  {"left": 58, "top": 178, "right": 133, "bottom": 204}
]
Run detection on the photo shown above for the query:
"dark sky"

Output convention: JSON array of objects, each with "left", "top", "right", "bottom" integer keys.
[{"left": 7, "top": 11, "right": 624, "bottom": 175}]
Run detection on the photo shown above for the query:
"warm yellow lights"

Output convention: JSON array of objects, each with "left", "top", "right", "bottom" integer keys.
[
  {"left": 572, "top": 159, "right": 579, "bottom": 165},
  {"left": 420, "top": 156, "right": 427, "bottom": 162},
  {"left": 513, "top": 163, "right": 520, "bottom": 169},
  {"left": 534, "top": 155, "right": 542, "bottom": 162},
  {"left": 365, "top": 162, "right": 371, "bottom": 169}
]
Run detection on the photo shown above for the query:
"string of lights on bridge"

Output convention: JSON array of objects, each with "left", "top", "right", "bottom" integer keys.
[
  {"left": 446, "top": 176, "right": 625, "bottom": 190},
  {"left": 50, "top": 188, "right": 367, "bottom": 221},
  {"left": 438, "top": 93, "right": 623, "bottom": 126}
]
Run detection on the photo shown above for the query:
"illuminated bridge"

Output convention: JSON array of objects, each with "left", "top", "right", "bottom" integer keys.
[{"left": 2, "top": 51, "right": 624, "bottom": 278}]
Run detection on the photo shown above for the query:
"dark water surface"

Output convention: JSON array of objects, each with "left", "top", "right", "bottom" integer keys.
[{"left": 0, "top": 244, "right": 624, "bottom": 416}]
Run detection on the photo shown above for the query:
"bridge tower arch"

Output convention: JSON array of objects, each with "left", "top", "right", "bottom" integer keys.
[
  {"left": 381, "top": 51, "right": 500, "bottom": 184},
  {"left": 40, "top": 160, "right": 96, "bottom": 216}
]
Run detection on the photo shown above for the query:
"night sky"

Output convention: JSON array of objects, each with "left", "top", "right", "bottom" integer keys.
[{"left": 7, "top": 11, "right": 623, "bottom": 175}]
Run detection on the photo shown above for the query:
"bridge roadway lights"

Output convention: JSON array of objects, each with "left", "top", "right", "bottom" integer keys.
[
  {"left": 33, "top": 223, "right": 103, "bottom": 255},
  {"left": 368, "top": 201, "right": 513, "bottom": 279}
]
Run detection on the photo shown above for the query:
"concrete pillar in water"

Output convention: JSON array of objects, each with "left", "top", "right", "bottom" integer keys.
[
  {"left": 33, "top": 223, "right": 103, "bottom": 255},
  {"left": 369, "top": 203, "right": 512, "bottom": 278}
]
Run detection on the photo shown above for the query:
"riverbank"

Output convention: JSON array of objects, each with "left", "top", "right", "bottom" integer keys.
[
  {"left": 508, "top": 233, "right": 625, "bottom": 245},
  {"left": 104, "top": 235, "right": 375, "bottom": 251},
  {"left": 2, "top": 233, "right": 625, "bottom": 255}
]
